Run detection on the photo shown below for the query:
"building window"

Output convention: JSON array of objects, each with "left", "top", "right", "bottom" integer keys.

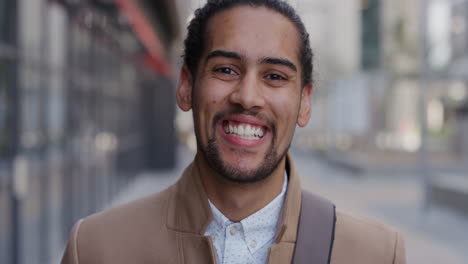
[
  {"left": 361, "top": 0, "right": 381, "bottom": 69},
  {"left": 0, "top": 0, "right": 15, "bottom": 45},
  {"left": 0, "top": 63, "right": 16, "bottom": 160}
]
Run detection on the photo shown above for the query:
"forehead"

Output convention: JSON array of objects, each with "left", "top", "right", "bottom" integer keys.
[{"left": 204, "top": 6, "right": 301, "bottom": 63}]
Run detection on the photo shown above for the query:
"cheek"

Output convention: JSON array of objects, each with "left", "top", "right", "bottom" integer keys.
[
  {"left": 199, "top": 82, "right": 233, "bottom": 114},
  {"left": 193, "top": 81, "right": 230, "bottom": 130},
  {"left": 268, "top": 92, "right": 301, "bottom": 121},
  {"left": 198, "top": 77, "right": 230, "bottom": 102},
  {"left": 267, "top": 93, "right": 302, "bottom": 143}
]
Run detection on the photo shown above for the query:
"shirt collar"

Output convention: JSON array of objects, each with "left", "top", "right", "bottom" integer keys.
[
  {"left": 207, "top": 172, "right": 288, "bottom": 254},
  {"left": 207, "top": 199, "right": 231, "bottom": 235}
]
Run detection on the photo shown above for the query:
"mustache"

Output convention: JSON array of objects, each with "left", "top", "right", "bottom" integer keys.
[{"left": 212, "top": 108, "right": 276, "bottom": 134}]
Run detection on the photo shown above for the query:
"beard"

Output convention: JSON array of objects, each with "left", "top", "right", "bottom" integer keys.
[{"left": 197, "top": 109, "right": 289, "bottom": 184}]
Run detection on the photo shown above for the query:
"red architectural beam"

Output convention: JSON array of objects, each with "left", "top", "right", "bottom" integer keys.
[{"left": 115, "top": 0, "right": 172, "bottom": 76}]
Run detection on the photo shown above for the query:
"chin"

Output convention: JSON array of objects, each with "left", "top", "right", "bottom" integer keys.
[{"left": 201, "top": 137, "right": 285, "bottom": 184}]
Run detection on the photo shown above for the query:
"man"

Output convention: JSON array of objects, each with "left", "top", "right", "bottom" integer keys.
[{"left": 62, "top": 0, "right": 406, "bottom": 263}]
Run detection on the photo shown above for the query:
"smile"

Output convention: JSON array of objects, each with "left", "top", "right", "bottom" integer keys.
[{"left": 223, "top": 120, "right": 266, "bottom": 140}]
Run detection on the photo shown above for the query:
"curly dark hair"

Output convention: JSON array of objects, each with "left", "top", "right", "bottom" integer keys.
[{"left": 183, "top": 0, "right": 313, "bottom": 87}]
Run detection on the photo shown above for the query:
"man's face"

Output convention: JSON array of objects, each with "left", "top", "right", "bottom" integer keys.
[{"left": 177, "top": 6, "right": 312, "bottom": 183}]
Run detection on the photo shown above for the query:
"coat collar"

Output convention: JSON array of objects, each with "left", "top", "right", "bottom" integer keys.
[{"left": 166, "top": 152, "right": 302, "bottom": 244}]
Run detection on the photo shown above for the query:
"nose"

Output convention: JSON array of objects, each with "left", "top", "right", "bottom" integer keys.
[{"left": 228, "top": 74, "right": 265, "bottom": 110}]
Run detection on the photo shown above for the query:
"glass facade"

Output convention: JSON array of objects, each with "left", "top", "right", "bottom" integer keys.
[
  {"left": 0, "top": 0, "right": 16, "bottom": 158},
  {"left": 0, "top": 1, "right": 176, "bottom": 263},
  {"left": 0, "top": 0, "right": 17, "bottom": 263},
  {"left": 361, "top": 0, "right": 381, "bottom": 69},
  {"left": 0, "top": 61, "right": 15, "bottom": 158},
  {"left": 0, "top": 59, "right": 16, "bottom": 264}
]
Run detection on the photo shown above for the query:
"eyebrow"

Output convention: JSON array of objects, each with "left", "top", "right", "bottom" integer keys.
[
  {"left": 206, "top": 50, "right": 243, "bottom": 62},
  {"left": 205, "top": 49, "right": 297, "bottom": 72},
  {"left": 259, "top": 57, "right": 297, "bottom": 72}
]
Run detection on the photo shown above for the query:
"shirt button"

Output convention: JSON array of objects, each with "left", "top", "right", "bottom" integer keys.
[
  {"left": 229, "top": 226, "right": 237, "bottom": 236},
  {"left": 250, "top": 240, "right": 257, "bottom": 248}
]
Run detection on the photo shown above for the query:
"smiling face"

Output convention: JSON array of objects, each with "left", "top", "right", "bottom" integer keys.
[{"left": 177, "top": 6, "right": 312, "bottom": 183}]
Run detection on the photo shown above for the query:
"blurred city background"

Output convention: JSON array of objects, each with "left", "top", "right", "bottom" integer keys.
[{"left": 0, "top": 0, "right": 467, "bottom": 263}]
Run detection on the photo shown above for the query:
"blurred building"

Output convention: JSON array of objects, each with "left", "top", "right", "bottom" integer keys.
[
  {"left": 0, "top": 0, "right": 181, "bottom": 263},
  {"left": 286, "top": 0, "right": 468, "bottom": 218},
  {"left": 447, "top": 0, "right": 468, "bottom": 157},
  {"left": 291, "top": 0, "right": 468, "bottom": 172}
]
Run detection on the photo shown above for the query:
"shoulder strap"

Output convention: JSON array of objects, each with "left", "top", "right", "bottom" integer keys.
[{"left": 293, "top": 190, "right": 336, "bottom": 264}]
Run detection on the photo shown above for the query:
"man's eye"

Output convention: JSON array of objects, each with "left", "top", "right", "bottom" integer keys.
[
  {"left": 214, "top": 67, "right": 236, "bottom": 75},
  {"left": 266, "top": 73, "right": 287, "bottom": 81}
]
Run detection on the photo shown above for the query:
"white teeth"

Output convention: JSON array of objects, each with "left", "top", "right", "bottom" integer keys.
[
  {"left": 224, "top": 122, "right": 265, "bottom": 140},
  {"left": 246, "top": 125, "right": 252, "bottom": 136},
  {"left": 238, "top": 126, "right": 244, "bottom": 136}
]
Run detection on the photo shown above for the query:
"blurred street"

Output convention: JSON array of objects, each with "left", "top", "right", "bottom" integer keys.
[{"left": 107, "top": 145, "right": 468, "bottom": 264}]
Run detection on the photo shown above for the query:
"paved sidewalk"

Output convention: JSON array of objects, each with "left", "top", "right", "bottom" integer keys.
[
  {"left": 109, "top": 147, "right": 468, "bottom": 264},
  {"left": 293, "top": 150, "right": 468, "bottom": 264}
]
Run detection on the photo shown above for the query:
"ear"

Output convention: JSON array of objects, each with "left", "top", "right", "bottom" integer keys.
[
  {"left": 176, "top": 65, "right": 194, "bottom": 112},
  {"left": 297, "top": 83, "right": 313, "bottom": 127}
]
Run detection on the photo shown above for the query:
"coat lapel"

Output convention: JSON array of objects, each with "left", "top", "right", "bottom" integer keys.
[
  {"left": 268, "top": 153, "right": 302, "bottom": 263},
  {"left": 166, "top": 162, "right": 216, "bottom": 263},
  {"left": 166, "top": 162, "right": 213, "bottom": 233},
  {"left": 267, "top": 243, "right": 296, "bottom": 264}
]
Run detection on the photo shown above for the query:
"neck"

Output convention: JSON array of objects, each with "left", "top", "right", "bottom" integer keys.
[{"left": 195, "top": 152, "right": 286, "bottom": 222}]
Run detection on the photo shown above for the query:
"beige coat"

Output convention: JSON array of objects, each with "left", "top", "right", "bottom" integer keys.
[{"left": 62, "top": 154, "right": 406, "bottom": 264}]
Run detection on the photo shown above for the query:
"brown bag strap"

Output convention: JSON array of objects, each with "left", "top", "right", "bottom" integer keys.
[{"left": 293, "top": 190, "right": 336, "bottom": 264}]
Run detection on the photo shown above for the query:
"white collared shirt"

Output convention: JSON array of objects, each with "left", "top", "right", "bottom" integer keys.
[{"left": 204, "top": 174, "right": 288, "bottom": 264}]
